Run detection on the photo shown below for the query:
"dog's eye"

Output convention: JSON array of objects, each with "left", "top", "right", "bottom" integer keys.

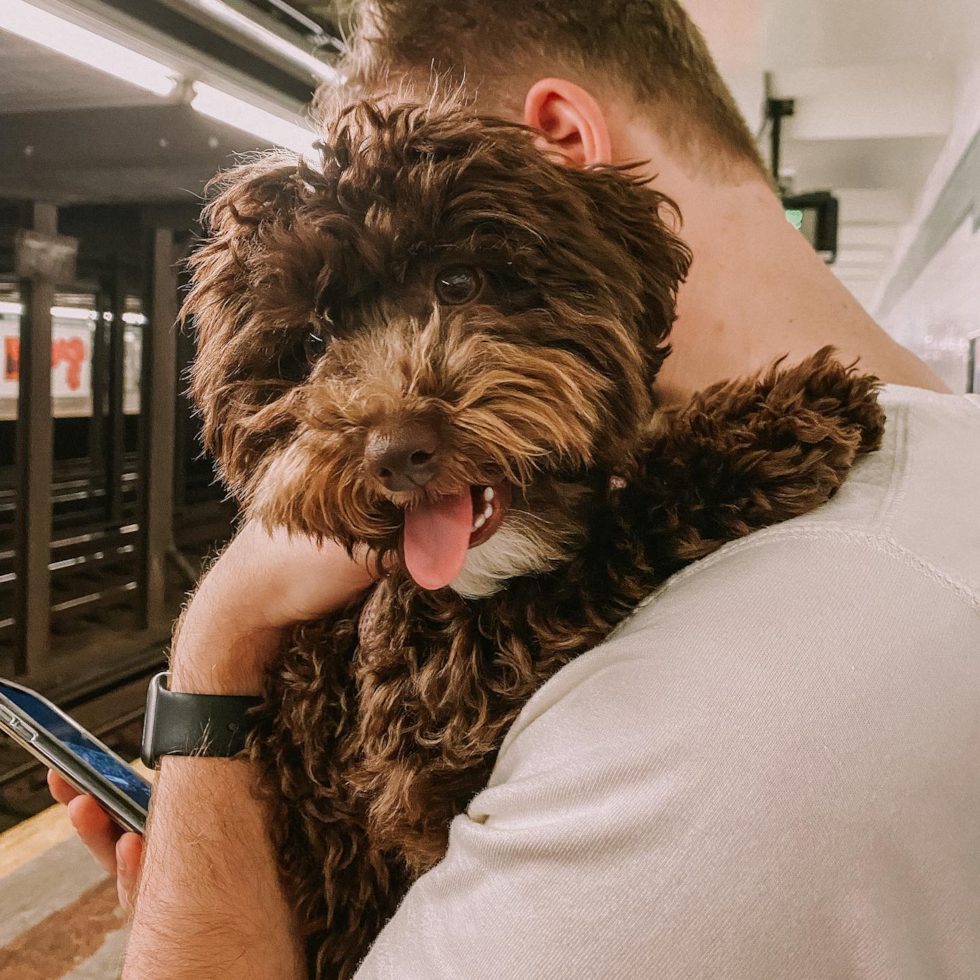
[
  {"left": 434, "top": 265, "right": 482, "bottom": 305},
  {"left": 305, "top": 330, "right": 328, "bottom": 361}
]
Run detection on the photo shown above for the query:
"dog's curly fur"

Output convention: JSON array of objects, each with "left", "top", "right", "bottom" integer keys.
[{"left": 184, "top": 94, "right": 885, "bottom": 979}]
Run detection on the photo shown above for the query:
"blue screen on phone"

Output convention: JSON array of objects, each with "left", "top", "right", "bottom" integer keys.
[{"left": 0, "top": 681, "right": 151, "bottom": 811}]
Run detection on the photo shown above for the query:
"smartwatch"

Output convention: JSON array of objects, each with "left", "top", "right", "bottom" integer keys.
[{"left": 141, "top": 671, "right": 263, "bottom": 769}]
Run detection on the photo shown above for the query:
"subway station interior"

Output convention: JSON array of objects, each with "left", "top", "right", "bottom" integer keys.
[
  {"left": 0, "top": 0, "right": 978, "bottom": 975},
  {"left": 0, "top": 0, "right": 347, "bottom": 836}
]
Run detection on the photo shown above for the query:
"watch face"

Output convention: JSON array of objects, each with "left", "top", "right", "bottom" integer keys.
[{"left": 141, "top": 671, "right": 171, "bottom": 770}]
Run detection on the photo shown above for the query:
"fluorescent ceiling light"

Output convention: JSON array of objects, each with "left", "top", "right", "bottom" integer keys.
[
  {"left": 191, "top": 0, "right": 339, "bottom": 83},
  {"left": 265, "top": 0, "right": 327, "bottom": 39},
  {"left": 191, "top": 82, "right": 316, "bottom": 155},
  {"left": 0, "top": 0, "right": 180, "bottom": 97}
]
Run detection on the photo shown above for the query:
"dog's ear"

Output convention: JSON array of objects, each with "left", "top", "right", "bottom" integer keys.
[
  {"left": 183, "top": 154, "right": 325, "bottom": 468},
  {"left": 558, "top": 164, "right": 692, "bottom": 384}
]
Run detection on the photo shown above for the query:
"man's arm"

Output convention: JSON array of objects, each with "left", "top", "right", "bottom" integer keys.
[
  {"left": 126, "top": 760, "right": 303, "bottom": 978},
  {"left": 122, "top": 614, "right": 302, "bottom": 979},
  {"left": 46, "top": 522, "right": 375, "bottom": 980}
]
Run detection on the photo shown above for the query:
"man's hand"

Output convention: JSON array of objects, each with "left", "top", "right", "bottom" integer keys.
[
  {"left": 47, "top": 769, "right": 143, "bottom": 912},
  {"left": 169, "top": 521, "right": 375, "bottom": 694},
  {"left": 46, "top": 521, "right": 375, "bottom": 937},
  {"left": 199, "top": 520, "right": 376, "bottom": 633}
]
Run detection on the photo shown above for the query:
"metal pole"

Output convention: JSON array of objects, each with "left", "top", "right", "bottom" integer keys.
[
  {"left": 14, "top": 202, "right": 57, "bottom": 677},
  {"left": 90, "top": 283, "right": 108, "bottom": 480},
  {"left": 136, "top": 227, "right": 178, "bottom": 631},
  {"left": 770, "top": 110, "right": 782, "bottom": 186},
  {"left": 766, "top": 97, "right": 795, "bottom": 195},
  {"left": 104, "top": 266, "right": 126, "bottom": 526}
]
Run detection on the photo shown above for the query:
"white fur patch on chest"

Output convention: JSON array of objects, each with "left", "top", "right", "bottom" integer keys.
[{"left": 449, "top": 512, "right": 573, "bottom": 598}]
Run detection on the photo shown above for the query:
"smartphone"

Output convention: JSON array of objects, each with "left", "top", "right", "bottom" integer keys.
[{"left": 0, "top": 677, "right": 150, "bottom": 833}]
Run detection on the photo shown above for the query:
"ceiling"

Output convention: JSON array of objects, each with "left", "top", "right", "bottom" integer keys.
[
  {"left": 0, "top": 30, "right": 280, "bottom": 204},
  {"left": 0, "top": 0, "right": 322, "bottom": 205},
  {"left": 2, "top": 0, "right": 976, "bottom": 308},
  {"left": 685, "top": 0, "right": 980, "bottom": 309},
  {"left": 0, "top": 99, "right": 271, "bottom": 205},
  {"left": 0, "top": 29, "right": 161, "bottom": 114}
]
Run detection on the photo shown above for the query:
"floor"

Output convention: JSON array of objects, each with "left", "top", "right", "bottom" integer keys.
[{"left": 0, "top": 771, "right": 151, "bottom": 979}]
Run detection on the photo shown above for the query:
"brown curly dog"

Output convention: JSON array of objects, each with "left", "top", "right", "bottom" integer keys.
[{"left": 183, "top": 94, "right": 885, "bottom": 979}]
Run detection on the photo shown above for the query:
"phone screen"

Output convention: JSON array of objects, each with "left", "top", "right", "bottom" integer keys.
[{"left": 0, "top": 680, "right": 151, "bottom": 811}]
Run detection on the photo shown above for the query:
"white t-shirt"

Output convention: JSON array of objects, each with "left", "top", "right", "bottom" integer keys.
[{"left": 356, "top": 385, "right": 980, "bottom": 980}]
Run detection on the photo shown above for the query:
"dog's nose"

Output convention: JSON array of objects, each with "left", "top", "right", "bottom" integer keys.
[{"left": 364, "top": 421, "right": 441, "bottom": 491}]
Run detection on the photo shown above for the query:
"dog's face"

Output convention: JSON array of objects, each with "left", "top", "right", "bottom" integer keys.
[{"left": 185, "top": 98, "right": 691, "bottom": 595}]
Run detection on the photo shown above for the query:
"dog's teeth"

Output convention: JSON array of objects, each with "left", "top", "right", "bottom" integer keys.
[
  {"left": 473, "top": 515, "right": 486, "bottom": 530},
  {"left": 483, "top": 487, "right": 494, "bottom": 501},
  {"left": 483, "top": 505, "right": 493, "bottom": 519}
]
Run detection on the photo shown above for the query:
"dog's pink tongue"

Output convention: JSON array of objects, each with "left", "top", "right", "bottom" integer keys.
[{"left": 403, "top": 489, "right": 472, "bottom": 590}]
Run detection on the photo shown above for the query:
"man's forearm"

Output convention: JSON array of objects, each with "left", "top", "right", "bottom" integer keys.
[
  {"left": 123, "top": 756, "right": 304, "bottom": 979},
  {"left": 122, "top": 598, "right": 305, "bottom": 980}
]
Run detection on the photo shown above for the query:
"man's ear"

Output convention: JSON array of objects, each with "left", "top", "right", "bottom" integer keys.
[{"left": 523, "top": 78, "right": 612, "bottom": 168}]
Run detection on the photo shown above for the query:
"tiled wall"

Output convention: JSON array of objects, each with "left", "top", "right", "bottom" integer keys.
[{"left": 875, "top": 60, "right": 980, "bottom": 393}]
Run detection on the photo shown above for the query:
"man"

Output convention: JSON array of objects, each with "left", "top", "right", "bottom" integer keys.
[{"left": 50, "top": 2, "right": 980, "bottom": 978}]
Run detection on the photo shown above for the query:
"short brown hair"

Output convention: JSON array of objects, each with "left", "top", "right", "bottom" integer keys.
[{"left": 337, "top": 0, "right": 766, "bottom": 179}]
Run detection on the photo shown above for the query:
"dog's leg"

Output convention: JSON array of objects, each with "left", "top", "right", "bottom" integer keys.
[
  {"left": 634, "top": 346, "right": 885, "bottom": 567},
  {"left": 248, "top": 591, "right": 409, "bottom": 980}
]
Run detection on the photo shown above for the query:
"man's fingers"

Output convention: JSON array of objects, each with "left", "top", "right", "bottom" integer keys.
[
  {"left": 57, "top": 783, "right": 143, "bottom": 912},
  {"left": 116, "top": 833, "right": 143, "bottom": 914},
  {"left": 67, "top": 795, "right": 123, "bottom": 876},
  {"left": 47, "top": 769, "right": 81, "bottom": 806}
]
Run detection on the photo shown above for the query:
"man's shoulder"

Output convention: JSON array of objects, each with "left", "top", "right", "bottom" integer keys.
[
  {"left": 492, "top": 529, "right": 968, "bottom": 778},
  {"left": 481, "top": 528, "right": 979, "bottom": 855},
  {"left": 868, "top": 385, "right": 980, "bottom": 589},
  {"left": 488, "top": 387, "right": 980, "bottom": 792},
  {"left": 633, "top": 383, "right": 980, "bottom": 624}
]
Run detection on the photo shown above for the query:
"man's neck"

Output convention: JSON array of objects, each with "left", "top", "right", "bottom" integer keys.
[{"left": 633, "top": 157, "right": 949, "bottom": 405}]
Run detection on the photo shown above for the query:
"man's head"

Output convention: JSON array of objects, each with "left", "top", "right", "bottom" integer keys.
[
  {"left": 338, "top": 0, "right": 767, "bottom": 182},
  {"left": 185, "top": 97, "right": 691, "bottom": 596}
]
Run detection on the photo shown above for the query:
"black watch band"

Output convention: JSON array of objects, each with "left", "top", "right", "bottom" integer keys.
[{"left": 141, "top": 671, "right": 263, "bottom": 770}]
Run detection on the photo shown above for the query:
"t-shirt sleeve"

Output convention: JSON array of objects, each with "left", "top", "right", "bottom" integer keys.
[{"left": 354, "top": 534, "right": 980, "bottom": 980}]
